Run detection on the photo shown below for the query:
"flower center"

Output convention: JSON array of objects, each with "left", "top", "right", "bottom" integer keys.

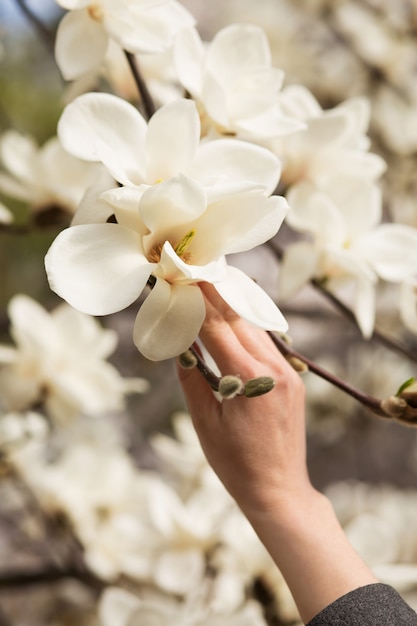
[
  {"left": 88, "top": 3, "right": 104, "bottom": 21},
  {"left": 148, "top": 230, "right": 196, "bottom": 264}
]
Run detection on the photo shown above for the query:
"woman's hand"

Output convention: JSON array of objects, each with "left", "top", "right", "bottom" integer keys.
[{"left": 177, "top": 283, "right": 312, "bottom": 517}]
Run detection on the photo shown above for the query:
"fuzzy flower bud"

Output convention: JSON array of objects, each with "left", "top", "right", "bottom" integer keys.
[
  {"left": 244, "top": 376, "right": 275, "bottom": 398},
  {"left": 178, "top": 350, "right": 198, "bottom": 369},
  {"left": 218, "top": 375, "right": 245, "bottom": 399}
]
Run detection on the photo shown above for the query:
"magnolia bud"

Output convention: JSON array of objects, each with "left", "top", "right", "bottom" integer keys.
[
  {"left": 380, "top": 396, "right": 407, "bottom": 418},
  {"left": 286, "top": 356, "right": 308, "bottom": 374},
  {"left": 178, "top": 350, "right": 198, "bottom": 369},
  {"left": 218, "top": 375, "right": 244, "bottom": 399},
  {"left": 244, "top": 376, "right": 275, "bottom": 398}
]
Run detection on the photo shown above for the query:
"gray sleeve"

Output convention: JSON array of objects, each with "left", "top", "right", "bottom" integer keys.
[{"left": 307, "top": 583, "right": 417, "bottom": 625}]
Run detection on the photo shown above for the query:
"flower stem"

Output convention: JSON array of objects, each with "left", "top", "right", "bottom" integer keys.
[
  {"left": 189, "top": 344, "right": 221, "bottom": 391},
  {"left": 124, "top": 51, "right": 156, "bottom": 120},
  {"left": 268, "top": 331, "right": 388, "bottom": 418}
]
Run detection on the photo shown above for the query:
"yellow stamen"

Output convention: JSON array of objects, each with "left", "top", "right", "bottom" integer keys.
[
  {"left": 88, "top": 4, "right": 104, "bottom": 21},
  {"left": 174, "top": 229, "right": 196, "bottom": 259}
]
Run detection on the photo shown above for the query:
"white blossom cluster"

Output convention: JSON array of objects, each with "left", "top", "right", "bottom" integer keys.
[{"left": 0, "top": 0, "right": 417, "bottom": 623}]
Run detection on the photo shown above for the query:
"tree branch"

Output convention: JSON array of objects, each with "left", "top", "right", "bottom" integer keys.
[
  {"left": 13, "top": 0, "right": 56, "bottom": 54},
  {"left": 268, "top": 331, "right": 389, "bottom": 418},
  {"left": 124, "top": 51, "right": 156, "bottom": 120}
]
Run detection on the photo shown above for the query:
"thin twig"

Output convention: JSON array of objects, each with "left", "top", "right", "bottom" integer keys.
[
  {"left": 0, "top": 566, "right": 104, "bottom": 590},
  {"left": 124, "top": 51, "right": 156, "bottom": 120},
  {"left": 14, "top": 0, "right": 56, "bottom": 54},
  {"left": 268, "top": 331, "right": 388, "bottom": 418},
  {"left": 189, "top": 344, "right": 221, "bottom": 391}
]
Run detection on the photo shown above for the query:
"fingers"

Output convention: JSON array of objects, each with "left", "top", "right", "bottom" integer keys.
[{"left": 199, "top": 283, "right": 290, "bottom": 376}]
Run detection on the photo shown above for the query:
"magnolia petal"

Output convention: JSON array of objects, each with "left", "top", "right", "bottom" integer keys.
[
  {"left": 55, "top": 10, "right": 108, "bottom": 80},
  {"left": 359, "top": 224, "right": 417, "bottom": 282},
  {"left": 45, "top": 224, "right": 153, "bottom": 315},
  {"left": 7, "top": 295, "right": 61, "bottom": 355},
  {"left": 71, "top": 170, "right": 117, "bottom": 225},
  {"left": 193, "top": 193, "right": 288, "bottom": 264},
  {"left": 235, "top": 107, "right": 305, "bottom": 139},
  {"left": 286, "top": 182, "right": 346, "bottom": 245},
  {"left": 187, "top": 138, "right": 281, "bottom": 199},
  {"left": 352, "top": 276, "right": 376, "bottom": 338},
  {"left": 99, "top": 587, "right": 141, "bottom": 626},
  {"left": 173, "top": 26, "right": 204, "bottom": 98},
  {"left": 206, "top": 25, "right": 271, "bottom": 88},
  {"left": 145, "top": 99, "right": 200, "bottom": 182},
  {"left": 139, "top": 174, "right": 207, "bottom": 233},
  {"left": 0, "top": 173, "right": 32, "bottom": 202},
  {"left": 133, "top": 279, "right": 205, "bottom": 360},
  {"left": 327, "top": 149, "right": 386, "bottom": 181},
  {"left": 0, "top": 130, "right": 37, "bottom": 183},
  {"left": 154, "top": 548, "right": 205, "bottom": 594},
  {"left": 279, "top": 241, "right": 319, "bottom": 299},
  {"left": 159, "top": 242, "right": 226, "bottom": 283},
  {"left": 215, "top": 265, "right": 288, "bottom": 332},
  {"left": 58, "top": 93, "right": 147, "bottom": 185},
  {"left": 111, "top": 1, "right": 194, "bottom": 54}
]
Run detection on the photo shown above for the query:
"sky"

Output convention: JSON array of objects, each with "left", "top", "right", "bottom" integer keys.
[{"left": 0, "top": 0, "right": 61, "bottom": 30}]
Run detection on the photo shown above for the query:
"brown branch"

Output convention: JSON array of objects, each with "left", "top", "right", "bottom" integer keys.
[
  {"left": 268, "top": 331, "right": 388, "bottom": 418},
  {"left": 124, "top": 52, "right": 156, "bottom": 120},
  {"left": 13, "top": 0, "right": 56, "bottom": 54},
  {"left": 0, "top": 566, "right": 104, "bottom": 590},
  {"left": 189, "top": 344, "right": 221, "bottom": 391}
]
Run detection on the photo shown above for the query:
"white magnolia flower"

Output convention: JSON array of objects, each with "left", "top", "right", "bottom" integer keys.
[
  {"left": 279, "top": 179, "right": 417, "bottom": 336},
  {"left": 11, "top": 437, "right": 163, "bottom": 580},
  {"left": 58, "top": 93, "right": 282, "bottom": 206},
  {"left": 55, "top": 0, "right": 195, "bottom": 80},
  {"left": 99, "top": 586, "right": 268, "bottom": 626},
  {"left": 45, "top": 174, "right": 288, "bottom": 360},
  {"left": 0, "top": 130, "right": 102, "bottom": 216},
  {"left": 0, "top": 295, "right": 147, "bottom": 421},
  {"left": 174, "top": 24, "right": 304, "bottom": 140},
  {"left": 274, "top": 85, "right": 386, "bottom": 189}
]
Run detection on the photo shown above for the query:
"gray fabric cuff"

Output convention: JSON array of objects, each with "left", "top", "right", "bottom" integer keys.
[{"left": 307, "top": 583, "right": 417, "bottom": 625}]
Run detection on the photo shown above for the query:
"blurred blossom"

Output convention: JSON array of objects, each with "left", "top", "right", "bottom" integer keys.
[
  {"left": 0, "top": 130, "right": 103, "bottom": 217},
  {"left": 273, "top": 88, "right": 385, "bottom": 189},
  {"left": 54, "top": 0, "right": 195, "bottom": 80},
  {"left": 279, "top": 177, "right": 417, "bottom": 337},
  {"left": 0, "top": 295, "right": 148, "bottom": 422},
  {"left": 174, "top": 24, "right": 304, "bottom": 140},
  {"left": 99, "top": 586, "right": 268, "bottom": 626},
  {"left": 326, "top": 481, "right": 417, "bottom": 609},
  {"left": 0, "top": 410, "right": 48, "bottom": 451}
]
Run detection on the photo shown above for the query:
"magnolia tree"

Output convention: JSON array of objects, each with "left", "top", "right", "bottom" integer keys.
[{"left": 1, "top": 0, "right": 417, "bottom": 624}]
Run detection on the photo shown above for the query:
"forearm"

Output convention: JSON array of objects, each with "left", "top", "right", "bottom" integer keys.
[{"left": 242, "top": 486, "right": 377, "bottom": 624}]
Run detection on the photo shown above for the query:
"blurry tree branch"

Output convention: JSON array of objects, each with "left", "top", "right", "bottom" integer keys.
[{"left": 14, "top": 0, "right": 56, "bottom": 55}]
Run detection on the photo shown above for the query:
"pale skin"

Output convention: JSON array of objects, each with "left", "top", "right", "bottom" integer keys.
[{"left": 177, "top": 284, "right": 377, "bottom": 624}]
